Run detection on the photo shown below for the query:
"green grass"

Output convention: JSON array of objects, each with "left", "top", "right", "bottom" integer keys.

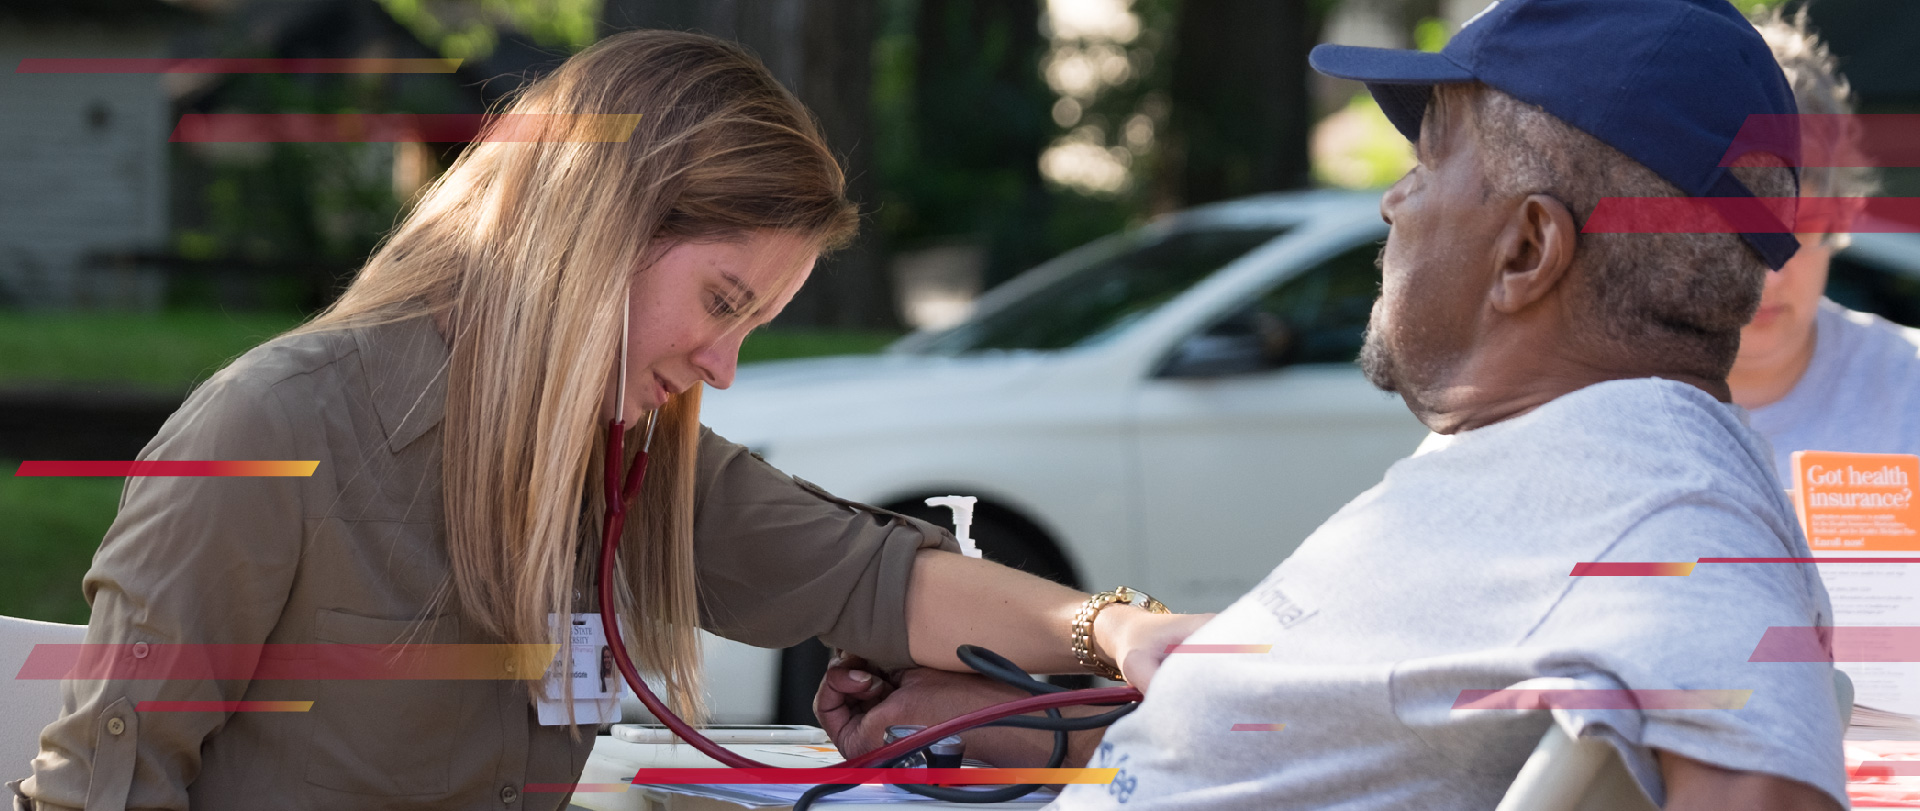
[
  {"left": 0, "top": 310, "right": 899, "bottom": 392},
  {"left": 0, "top": 310, "right": 307, "bottom": 392},
  {"left": 0, "top": 464, "right": 120, "bottom": 624},
  {"left": 0, "top": 311, "right": 900, "bottom": 623},
  {"left": 0, "top": 309, "right": 896, "bottom": 392}
]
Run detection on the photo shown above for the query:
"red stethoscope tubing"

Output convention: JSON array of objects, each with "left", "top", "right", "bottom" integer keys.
[{"left": 594, "top": 415, "right": 1142, "bottom": 772}]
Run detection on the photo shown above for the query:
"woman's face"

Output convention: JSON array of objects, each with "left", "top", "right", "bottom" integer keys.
[
  {"left": 1736, "top": 230, "right": 1832, "bottom": 373},
  {"left": 609, "top": 230, "right": 816, "bottom": 425}
]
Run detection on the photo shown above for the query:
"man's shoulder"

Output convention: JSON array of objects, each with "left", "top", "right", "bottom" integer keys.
[
  {"left": 1416, "top": 378, "right": 1786, "bottom": 528},
  {"left": 1494, "top": 378, "right": 1755, "bottom": 465}
]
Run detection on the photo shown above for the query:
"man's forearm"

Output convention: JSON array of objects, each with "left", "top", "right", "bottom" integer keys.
[
  {"left": 960, "top": 712, "right": 1106, "bottom": 768},
  {"left": 1658, "top": 750, "right": 1840, "bottom": 811},
  {"left": 1064, "top": 725, "right": 1103, "bottom": 768}
]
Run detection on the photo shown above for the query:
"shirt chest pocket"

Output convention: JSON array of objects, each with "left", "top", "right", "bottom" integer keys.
[{"left": 304, "top": 608, "right": 464, "bottom": 797}]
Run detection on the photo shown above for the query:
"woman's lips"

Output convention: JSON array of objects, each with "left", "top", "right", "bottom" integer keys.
[
  {"left": 1751, "top": 303, "right": 1787, "bottom": 327},
  {"left": 653, "top": 373, "right": 672, "bottom": 404}
]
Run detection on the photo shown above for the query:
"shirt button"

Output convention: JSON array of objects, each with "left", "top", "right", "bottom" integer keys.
[
  {"left": 131, "top": 642, "right": 149, "bottom": 659},
  {"left": 105, "top": 717, "right": 125, "bottom": 736},
  {"left": 499, "top": 784, "right": 518, "bottom": 804},
  {"left": 503, "top": 661, "right": 516, "bottom": 674}
]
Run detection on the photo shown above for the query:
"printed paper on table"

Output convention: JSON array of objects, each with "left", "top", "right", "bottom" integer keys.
[{"left": 1790, "top": 451, "right": 1920, "bottom": 723}]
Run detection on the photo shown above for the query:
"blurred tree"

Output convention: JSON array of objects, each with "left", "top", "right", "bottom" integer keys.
[
  {"left": 378, "top": 0, "right": 598, "bottom": 60},
  {"left": 168, "top": 0, "right": 478, "bottom": 312},
  {"left": 1803, "top": 0, "right": 1920, "bottom": 197},
  {"left": 1155, "top": 0, "right": 1329, "bottom": 207},
  {"left": 598, "top": 0, "right": 898, "bottom": 330},
  {"left": 881, "top": 0, "right": 1057, "bottom": 287},
  {"left": 1028, "top": 0, "right": 1172, "bottom": 259}
]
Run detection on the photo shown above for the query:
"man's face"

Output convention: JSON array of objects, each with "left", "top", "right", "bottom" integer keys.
[{"left": 1364, "top": 88, "right": 1517, "bottom": 410}]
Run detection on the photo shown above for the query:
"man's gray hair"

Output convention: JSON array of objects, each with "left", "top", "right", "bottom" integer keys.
[
  {"left": 1439, "top": 84, "right": 1795, "bottom": 379},
  {"left": 1755, "top": 7, "right": 1880, "bottom": 249}
]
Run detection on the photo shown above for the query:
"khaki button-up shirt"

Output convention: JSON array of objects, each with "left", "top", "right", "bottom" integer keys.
[{"left": 13, "top": 316, "right": 954, "bottom": 811}]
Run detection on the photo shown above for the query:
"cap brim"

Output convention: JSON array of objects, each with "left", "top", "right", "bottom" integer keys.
[
  {"left": 1309, "top": 44, "right": 1474, "bottom": 84},
  {"left": 1310, "top": 45, "right": 1475, "bottom": 142}
]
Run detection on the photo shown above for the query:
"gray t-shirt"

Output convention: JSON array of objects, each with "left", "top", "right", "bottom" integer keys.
[
  {"left": 1749, "top": 298, "right": 1920, "bottom": 718},
  {"left": 1051, "top": 378, "right": 1846, "bottom": 811},
  {"left": 1750, "top": 298, "right": 1920, "bottom": 483}
]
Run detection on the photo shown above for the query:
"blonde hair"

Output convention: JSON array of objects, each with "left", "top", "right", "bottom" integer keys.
[{"left": 289, "top": 30, "right": 858, "bottom": 721}]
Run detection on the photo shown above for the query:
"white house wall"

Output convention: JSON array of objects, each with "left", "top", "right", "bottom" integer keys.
[{"left": 0, "top": 22, "right": 171, "bottom": 308}]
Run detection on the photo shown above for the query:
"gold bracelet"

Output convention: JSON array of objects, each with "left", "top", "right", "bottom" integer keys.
[{"left": 1070, "top": 586, "right": 1169, "bottom": 681}]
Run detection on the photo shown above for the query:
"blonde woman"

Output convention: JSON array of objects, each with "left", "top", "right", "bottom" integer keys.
[{"left": 11, "top": 31, "right": 1202, "bottom": 811}]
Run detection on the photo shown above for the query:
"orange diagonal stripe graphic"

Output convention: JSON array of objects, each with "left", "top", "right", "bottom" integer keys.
[
  {"left": 16, "top": 461, "right": 318, "bottom": 477},
  {"left": 19, "top": 643, "right": 560, "bottom": 680},
  {"left": 136, "top": 701, "right": 313, "bottom": 712}
]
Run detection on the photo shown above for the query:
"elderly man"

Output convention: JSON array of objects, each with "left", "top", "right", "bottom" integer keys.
[{"left": 816, "top": 0, "right": 1849, "bottom": 808}]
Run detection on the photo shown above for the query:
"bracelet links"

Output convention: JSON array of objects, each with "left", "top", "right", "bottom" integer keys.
[{"left": 1070, "top": 585, "right": 1169, "bottom": 682}]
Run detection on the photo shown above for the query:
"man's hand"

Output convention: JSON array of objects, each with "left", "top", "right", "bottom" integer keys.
[
  {"left": 1095, "top": 609, "right": 1215, "bottom": 691},
  {"left": 813, "top": 654, "right": 1102, "bottom": 767},
  {"left": 812, "top": 652, "right": 898, "bottom": 760}
]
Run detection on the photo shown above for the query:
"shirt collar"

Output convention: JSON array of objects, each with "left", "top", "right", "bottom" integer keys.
[{"left": 352, "top": 316, "right": 450, "bottom": 453}]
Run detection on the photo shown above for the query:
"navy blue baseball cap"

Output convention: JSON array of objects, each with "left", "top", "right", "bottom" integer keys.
[{"left": 1310, "top": 0, "right": 1801, "bottom": 270}]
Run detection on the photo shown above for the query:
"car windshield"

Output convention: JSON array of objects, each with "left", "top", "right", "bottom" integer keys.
[{"left": 903, "top": 225, "right": 1291, "bottom": 355}]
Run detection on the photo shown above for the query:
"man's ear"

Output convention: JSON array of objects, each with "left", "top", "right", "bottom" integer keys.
[{"left": 1487, "top": 193, "right": 1578, "bottom": 314}]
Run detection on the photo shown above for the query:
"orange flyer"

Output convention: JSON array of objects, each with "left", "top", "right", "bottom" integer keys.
[{"left": 1790, "top": 451, "right": 1920, "bottom": 551}]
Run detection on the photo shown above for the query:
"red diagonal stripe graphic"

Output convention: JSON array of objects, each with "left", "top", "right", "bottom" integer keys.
[
  {"left": 1748, "top": 627, "right": 1920, "bottom": 662},
  {"left": 1585, "top": 197, "right": 1920, "bottom": 234},
  {"left": 1724, "top": 114, "right": 1920, "bottom": 168}
]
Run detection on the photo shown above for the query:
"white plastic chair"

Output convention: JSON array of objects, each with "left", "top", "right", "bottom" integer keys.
[
  {"left": 1495, "top": 671, "right": 1856, "bottom": 811},
  {"left": 0, "top": 616, "right": 86, "bottom": 783}
]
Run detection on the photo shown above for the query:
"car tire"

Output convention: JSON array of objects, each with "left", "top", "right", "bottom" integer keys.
[{"left": 773, "top": 503, "right": 1085, "bottom": 725}]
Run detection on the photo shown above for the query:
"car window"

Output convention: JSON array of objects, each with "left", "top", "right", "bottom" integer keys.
[
  {"left": 1181, "top": 240, "right": 1382, "bottom": 373},
  {"left": 909, "top": 225, "right": 1290, "bottom": 354},
  {"left": 1827, "top": 251, "right": 1920, "bottom": 328}
]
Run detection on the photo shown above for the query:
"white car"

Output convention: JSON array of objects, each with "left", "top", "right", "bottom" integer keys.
[
  {"left": 681, "top": 191, "right": 1920, "bottom": 724},
  {"left": 683, "top": 189, "right": 1421, "bottom": 723}
]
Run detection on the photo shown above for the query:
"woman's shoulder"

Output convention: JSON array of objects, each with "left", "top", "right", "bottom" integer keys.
[
  {"left": 204, "top": 316, "right": 442, "bottom": 396},
  {"left": 1821, "top": 299, "right": 1920, "bottom": 359},
  {"left": 1816, "top": 300, "right": 1920, "bottom": 401},
  {"left": 156, "top": 327, "right": 360, "bottom": 445},
  {"left": 208, "top": 327, "right": 360, "bottom": 390},
  {"left": 175, "top": 316, "right": 448, "bottom": 454},
  {"left": 187, "top": 318, "right": 438, "bottom": 431}
]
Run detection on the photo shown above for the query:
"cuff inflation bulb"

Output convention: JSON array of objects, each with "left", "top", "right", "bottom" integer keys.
[
  {"left": 924, "top": 495, "right": 981, "bottom": 558},
  {"left": 884, "top": 724, "right": 966, "bottom": 769}
]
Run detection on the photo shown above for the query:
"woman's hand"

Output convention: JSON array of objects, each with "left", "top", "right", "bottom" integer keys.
[{"left": 1092, "top": 608, "right": 1216, "bottom": 692}]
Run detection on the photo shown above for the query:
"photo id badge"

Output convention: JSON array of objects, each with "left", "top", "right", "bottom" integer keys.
[{"left": 535, "top": 613, "right": 625, "bottom": 726}]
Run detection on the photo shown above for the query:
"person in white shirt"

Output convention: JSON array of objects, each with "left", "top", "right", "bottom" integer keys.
[
  {"left": 814, "top": 2, "right": 1850, "bottom": 809},
  {"left": 1729, "top": 10, "right": 1914, "bottom": 477},
  {"left": 1730, "top": 7, "right": 1920, "bottom": 731}
]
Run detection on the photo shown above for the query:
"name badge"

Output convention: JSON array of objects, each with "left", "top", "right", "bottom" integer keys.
[{"left": 534, "top": 613, "right": 624, "bottom": 726}]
